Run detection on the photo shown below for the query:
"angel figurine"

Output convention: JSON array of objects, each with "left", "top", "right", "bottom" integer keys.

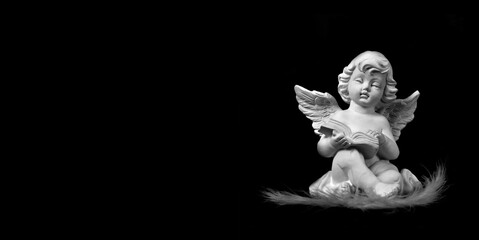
[
  {"left": 265, "top": 51, "right": 446, "bottom": 208},
  {"left": 296, "top": 51, "right": 423, "bottom": 198}
]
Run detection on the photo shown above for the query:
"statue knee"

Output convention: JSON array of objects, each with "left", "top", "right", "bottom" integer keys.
[
  {"left": 333, "top": 149, "right": 364, "bottom": 170},
  {"left": 334, "top": 149, "right": 362, "bottom": 162},
  {"left": 348, "top": 149, "right": 362, "bottom": 159}
]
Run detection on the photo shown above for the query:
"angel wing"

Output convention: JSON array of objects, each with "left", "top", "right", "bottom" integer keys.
[
  {"left": 378, "top": 91, "right": 420, "bottom": 141},
  {"left": 294, "top": 85, "right": 342, "bottom": 135}
]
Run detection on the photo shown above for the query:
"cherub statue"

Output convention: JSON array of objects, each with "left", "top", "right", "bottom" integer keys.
[
  {"left": 296, "top": 51, "right": 422, "bottom": 198},
  {"left": 265, "top": 51, "right": 446, "bottom": 208}
]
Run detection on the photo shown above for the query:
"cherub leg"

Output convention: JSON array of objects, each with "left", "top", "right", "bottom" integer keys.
[
  {"left": 371, "top": 161, "right": 422, "bottom": 193},
  {"left": 333, "top": 149, "right": 400, "bottom": 197},
  {"left": 332, "top": 149, "right": 379, "bottom": 191},
  {"left": 370, "top": 160, "right": 401, "bottom": 184}
]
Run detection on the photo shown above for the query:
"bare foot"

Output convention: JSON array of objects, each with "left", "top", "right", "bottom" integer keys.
[{"left": 401, "top": 169, "right": 422, "bottom": 194}]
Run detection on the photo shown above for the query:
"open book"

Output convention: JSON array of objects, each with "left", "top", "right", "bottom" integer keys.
[{"left": 319, "top": 119, "right": 379, "bottom": 159}]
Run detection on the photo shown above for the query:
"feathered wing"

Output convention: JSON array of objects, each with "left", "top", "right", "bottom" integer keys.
[
  {"left": 294, "top": 85, "right": 342, "bottom": 135},
  {"left": 379, "top": 91, "right": 420, "bottom": 141}
]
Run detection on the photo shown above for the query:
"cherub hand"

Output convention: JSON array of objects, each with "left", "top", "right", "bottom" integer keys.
[
  {"left": 368, "top": 129, "right": 386, "bottom": 146},
  {"left": 331, "top": 130, "right": 351, "bottom": 149}
]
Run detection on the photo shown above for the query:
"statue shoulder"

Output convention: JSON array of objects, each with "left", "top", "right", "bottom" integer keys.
[{"left": 374, "top": 113, "right": 391, "bottom": 127}]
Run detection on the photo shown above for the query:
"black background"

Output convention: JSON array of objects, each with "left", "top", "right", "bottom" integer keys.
[{"left": 238, "top": 13, "right": 477, "bottom": 238}]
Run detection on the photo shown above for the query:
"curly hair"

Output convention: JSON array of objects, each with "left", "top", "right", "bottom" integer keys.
[{"left": 338, "top": 51, "right": 398, "bottom": 107}]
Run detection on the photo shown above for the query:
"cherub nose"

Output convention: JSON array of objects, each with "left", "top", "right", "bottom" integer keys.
[{"left": 361, "top": 83, "right": 370, "bottom": 91}]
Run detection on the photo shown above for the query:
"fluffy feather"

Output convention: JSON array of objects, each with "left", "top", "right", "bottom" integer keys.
[{"left": 264, "top": 165, "right": 446, "bottom": 210}]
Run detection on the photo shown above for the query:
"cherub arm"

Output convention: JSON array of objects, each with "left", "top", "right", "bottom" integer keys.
[
  {"left": 370, "top": 117, "right": 399, "bottom": 160},
  {"left": 317, "top": 130, "right": 349, "bottom": 158}
]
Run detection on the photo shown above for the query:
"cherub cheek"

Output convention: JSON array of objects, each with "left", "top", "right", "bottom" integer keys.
[{"left": 371, "top": 88, "right": 383, "bottom": 95}]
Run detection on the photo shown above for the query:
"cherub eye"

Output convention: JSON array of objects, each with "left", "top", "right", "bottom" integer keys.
[
  {"left": 371, "top": 81, "right": 381, "bottom": 88},
  {"left": 354, "top": 78, "right": 363, "bottom": 83}
]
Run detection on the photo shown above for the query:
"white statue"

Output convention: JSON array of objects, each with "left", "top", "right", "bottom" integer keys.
[{"left": 266, "top": 51, "right": 445, "bottom": 209}]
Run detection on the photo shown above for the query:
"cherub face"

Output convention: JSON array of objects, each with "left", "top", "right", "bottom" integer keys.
[{"left": 347, "top": 67, "right": 386, "bottom": 108}]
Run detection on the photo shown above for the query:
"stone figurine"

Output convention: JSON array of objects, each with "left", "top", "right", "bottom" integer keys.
[{"left": 266, "top": 51, "right": 445, "bottom": 209}]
